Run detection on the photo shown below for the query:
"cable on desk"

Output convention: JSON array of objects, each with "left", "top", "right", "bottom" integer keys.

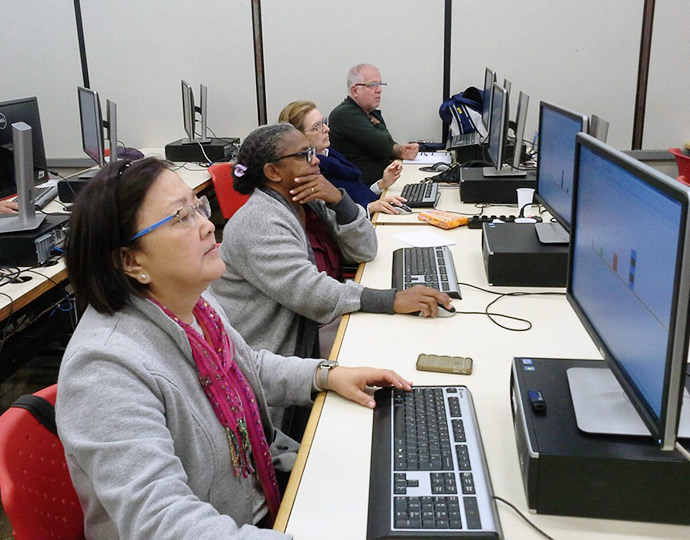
[
  {"left": 492, "top": 496, "right": 556, "bottom": 540},
  {"left": 458, "top": 282, "right": 566, "bottom": 332},
  {"left": 676, "top": 441, "right": 690, "bottom": 462}
]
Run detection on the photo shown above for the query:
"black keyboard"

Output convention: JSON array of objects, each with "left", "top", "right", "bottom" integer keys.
[
  {"left": 401, "top": 182, "right": 439, "bottom": 208},
  {"left": 392, "top": 246, "right": 461, "bottom": 299},
  {"left": 367, "top": 386, "right": 502, "bottom": 540}
]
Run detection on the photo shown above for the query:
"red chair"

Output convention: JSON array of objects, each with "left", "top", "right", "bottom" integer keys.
[
  {"left": 208, "top": 162, "right": 250, "bottom": 220},
  {"left": 0, "top": 384, "right": 85, "bottom": 540}
]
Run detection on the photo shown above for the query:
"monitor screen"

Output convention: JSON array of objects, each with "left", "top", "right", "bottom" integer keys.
[
  {"left": 0, "top": 97, "right": 48, "bottom": 198},
  {"left": 481, "top": 68, "right": 496, "bottom": 131},
  {"left": 535, "top": 102, "right": 588, "bottom": 231},
  {"left": 568, "top": 133, "right": 690, "bottom": 450},
  {"left": 487, "top": 83, "right": 508, "bottom": 170},
  {"left": 78, "top": 87, "right": 105, "bottom": 166}
]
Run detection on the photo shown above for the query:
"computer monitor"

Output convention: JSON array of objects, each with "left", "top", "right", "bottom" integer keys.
[
  {"left": 481, "top": 67, "right": 496, "bottom": 131},
  {"left": 567, "top": 133, "right": 690, "bottom": 451},
  {"left": 181, "top": 80, "right": 210, "bottom": 144},
  {"left": 487, "top": 83, "right": 508, "bottom": 170},
  {"left": 0, "top": 97, "right": 48, "bottom": 199},
  {"left": 77, "top": 86, "right": 105, "bottom": 167},
  {"left": 511, "top": 92, "right": 529, "bottom": 170},
  {"left": 533, "top": 101, "right": 588, "bottom": 242},
  {"left": 588, "top": 114, "right": 609, "bottom": 143}
]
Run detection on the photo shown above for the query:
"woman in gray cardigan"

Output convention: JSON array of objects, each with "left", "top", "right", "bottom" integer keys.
[
  {"left": 210, "top": 124, "right": 452, "bottom": 361},
  {"left": 56, "top": 157, "right": 411, "bottom": 539}
]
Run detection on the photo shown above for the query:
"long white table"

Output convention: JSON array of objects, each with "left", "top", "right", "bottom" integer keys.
[{"left": 276, "top": 176, "right": 690, "bottom": 538}]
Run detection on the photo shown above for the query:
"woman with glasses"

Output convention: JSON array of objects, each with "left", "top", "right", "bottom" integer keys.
[
  {"left": 56, "top": 157, "right": 413, "bottom": 539},
  {"left": 210, "top": 123, "right": 452, "bottom": 364},
  {"left": 279, "top": 100, "right": 405, "bottom": 216}
]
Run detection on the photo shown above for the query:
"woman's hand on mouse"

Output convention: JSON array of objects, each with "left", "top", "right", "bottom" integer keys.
[
  {"left": 393, "top": 285, "right": 452, "bottom": 317},
  {"left": 368, "top": 195, "right": 408, "bottom": 215}
]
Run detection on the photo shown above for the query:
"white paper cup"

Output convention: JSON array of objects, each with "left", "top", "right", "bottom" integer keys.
[{"left": 516, "top": 188, "right": 535, "bottom": 215}]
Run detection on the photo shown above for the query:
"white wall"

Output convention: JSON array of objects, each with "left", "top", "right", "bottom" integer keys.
[{"left": 2, "top": 0, "right": 688, "bottom": 160}]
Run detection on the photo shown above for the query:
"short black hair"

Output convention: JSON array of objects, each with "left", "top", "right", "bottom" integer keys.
[
  {"left": 65, "top": 157, "right": 171, "bottom": 314},
  {"left": 233, "top": 123, "right": 297, "bottom": 194}
]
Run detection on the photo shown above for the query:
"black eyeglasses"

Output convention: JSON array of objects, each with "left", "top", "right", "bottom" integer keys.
[
  {"left": 273, "top": 146, "right": 317, "bottom": 164},
  {"left": 354, "top": 82, "right": 387, "bottom": 89}
]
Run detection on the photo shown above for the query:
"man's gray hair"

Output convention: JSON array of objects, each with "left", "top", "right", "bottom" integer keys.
[{"left": 347, "top": 64, "right": 377, "bottom": 90}]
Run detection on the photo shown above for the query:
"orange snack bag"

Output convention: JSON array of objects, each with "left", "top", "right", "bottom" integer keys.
[{"left": 417, "top": 209, "right": 469, "bottom": 230}]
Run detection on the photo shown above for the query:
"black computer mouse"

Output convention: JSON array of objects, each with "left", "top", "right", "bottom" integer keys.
[{"left": 414, "top": 303, "right": 456, "bottom": 317}]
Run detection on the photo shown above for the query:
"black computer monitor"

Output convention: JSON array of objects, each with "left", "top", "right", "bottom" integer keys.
[
  {"left": 78, "top": 87, "right": 105, "bottom": 167},
  {"left": 511, "top": 91, "right": 529, "bottom": 170},
  {"left": 481, "top": 67, "right": 496, "bottom": 131},
  {"left": 568, "top": 133, "right": 690, "bottom": 451},
  {"left": 0, "top": 97, "right": 48, "bottom": 199},
  {"left": 181, "top": 80, "right": 210, "bottom": 144},
  {"left": 533, "top": 101, "right": 588, "bottom": 241},
  {"left": 486, "top": 83, "right": 508, "bottom": 171}
]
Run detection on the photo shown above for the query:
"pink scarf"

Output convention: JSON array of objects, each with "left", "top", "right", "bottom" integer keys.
[{"left": 151, "top": 297, "right": 281, "bottom": 523}]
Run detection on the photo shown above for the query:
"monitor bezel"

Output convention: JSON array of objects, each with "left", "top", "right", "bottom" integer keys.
[
  {"left": 482, "top": 67, "right": 496, "bottom": 131},
  {"left": 512, "top": 92, "right": 529, "bottom": 170},
  {"left": 567, "top": 132, "right": 690, "bottom": 451},
  {"left": 487, "top": 83, "right": 508, "bottom": 170},
  {"left": 181, "top": 80, "right": 195, "bottom": 142},
  {"left": 535, "top": 101, "right": 589, "bottom": 232},
  {"left": 77, "top": 86, "right": 105, "bottom": 167}
]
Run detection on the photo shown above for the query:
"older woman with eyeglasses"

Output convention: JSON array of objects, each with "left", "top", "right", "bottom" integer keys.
[
  {"left": 279, "top": 100, "right": 406, "bottom": 216},
  {"left": 210, "top": 124, "right": 453, "bottom": 364},
  {"left": 56, "top": 157, "right": 414, "bottom": 539}
]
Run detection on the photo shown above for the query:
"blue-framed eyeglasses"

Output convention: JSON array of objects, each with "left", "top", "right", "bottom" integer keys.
[
  {"left": 355, "top": 82, "right": 387, "bottom": 89},
  {"left": 304, "top": 117, "right": 329, "bottom": 133},
  {"left": 128, "top": 196, "right": 211, "bottom": 243},
  {"left": 272, "top": 146, "right": 317, "bottom": 164}
]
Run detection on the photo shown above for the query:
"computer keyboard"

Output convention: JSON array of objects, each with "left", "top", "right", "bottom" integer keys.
[
  {"left": 400, "top": 182, "right": 439, "bottom": 208},
  {"left": 35, "top": 185, "right": 58, "bottom": 209},
  {"left": 367, "top": 386, "right": 502, "bottom": 540},
  {"left": 392, "top": 246, "right": 461, "bottom": 299},
  {"left": 13, "top": 185, "right": 58, "bottom": 210},
  {"left": 449, "top": 132, "right": 481, "bottom": 148}
]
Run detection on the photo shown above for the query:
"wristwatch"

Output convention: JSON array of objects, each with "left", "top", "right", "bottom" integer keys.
[{"left": 316, "top": 359, "right": 339, "bottom": 391}]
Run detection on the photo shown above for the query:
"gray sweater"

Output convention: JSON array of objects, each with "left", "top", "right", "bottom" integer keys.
[
  {"left": 56, "top": 292, "right": 320, "bottom": 540},
  {"left": 210, "top": 188, "right": 395, "bottom": 358}
]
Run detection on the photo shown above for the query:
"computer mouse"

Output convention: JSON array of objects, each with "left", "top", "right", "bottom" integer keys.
[
  {"left": 391, "top": 201, "right": 413, "bottom": 214},
  {"left": 419, "top": 162, "right": 451, "bottom": 173},
  {"left": 417, "top": 303, "right": 456, "bottom": 317}
]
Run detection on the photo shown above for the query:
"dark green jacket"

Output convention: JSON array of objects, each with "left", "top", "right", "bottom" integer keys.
[{"left": 329, "top": 96, "right": 396, "bottom": 185}]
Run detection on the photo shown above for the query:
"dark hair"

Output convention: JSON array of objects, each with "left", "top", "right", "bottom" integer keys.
[
  {"left": 65, "top": 157, "right": 171, "bottom": 314},
  {"left": 233, "top": 123, "right": 297, "bottom": 194}
]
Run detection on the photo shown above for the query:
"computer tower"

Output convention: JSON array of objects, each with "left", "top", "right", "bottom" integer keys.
[
  {"left": 511, "top": 357, "right": 690, "bottom": 525},
  {"left": 481, "top": 222, "right": 568, "bottom": 287}
]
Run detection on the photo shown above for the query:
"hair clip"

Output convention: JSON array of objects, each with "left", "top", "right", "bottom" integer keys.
[
  {"left": 234, "top": 164, "right": 247, "bottom": 177},
  {"left": 117, "top": 160, "right": 132, "bottom": 179}
]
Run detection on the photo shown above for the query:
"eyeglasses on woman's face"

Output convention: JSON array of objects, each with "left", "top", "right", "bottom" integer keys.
[
  {"left": 129, "top": 196, "right": 212, "bottom": 243},
  {"left": 354, "top": 82, "right": 387, "bottom": 89},
  {"left": 272, "top": 146, "right": 317, "bottom": 164},
  {"left": 304, "top": 116, "right": 329, "bottom": 133}
]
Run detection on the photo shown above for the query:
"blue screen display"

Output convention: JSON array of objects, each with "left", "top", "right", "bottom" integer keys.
[
  {"left": 571, "top": 146, "right": 683, "bottom": 419},
  {"left": 537, "top": 107, "right": 584, "bottom": 227}
]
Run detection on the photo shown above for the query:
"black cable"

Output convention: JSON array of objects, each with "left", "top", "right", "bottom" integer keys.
[{"left": 493, "top": 496, "right": 557, "bottom": 540}]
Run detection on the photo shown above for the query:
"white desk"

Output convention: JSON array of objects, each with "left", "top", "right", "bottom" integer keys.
[{"left": 277, "top": 219, "right": 690, "bottom": 539}]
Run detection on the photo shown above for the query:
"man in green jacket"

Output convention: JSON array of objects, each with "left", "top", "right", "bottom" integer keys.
[{"left": 329, "top": 64, "right": 419, "bottom": 185}]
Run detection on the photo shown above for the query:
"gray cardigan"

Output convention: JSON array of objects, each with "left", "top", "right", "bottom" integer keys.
[
  {"left": 210, "top": 188, "right": 395, "bottom": 358},
  {"left": 56, "top": 292, "right": 320, "bottom": 540}
]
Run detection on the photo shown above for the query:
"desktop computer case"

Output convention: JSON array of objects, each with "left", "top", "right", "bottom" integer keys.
[
  {"left": 481, "top": 223, "right": 568, "bottom": 287},
  {"left": 511, "top": 357, "right": 690, "bottom": 525}
]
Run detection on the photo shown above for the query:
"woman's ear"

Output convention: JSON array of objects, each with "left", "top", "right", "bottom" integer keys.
[
  {"left": 120, "top": 247, "right": 150, "bottom": 285},
  {"left": 263, "top": 162, "right": 283, "bottom": 184}
]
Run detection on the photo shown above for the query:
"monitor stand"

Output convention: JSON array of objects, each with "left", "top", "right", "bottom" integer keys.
[
  {"left": 482, "top": 165, "right": 527, "bottom": 178},
  {"left": 534, "top": 221, "right": 569, "bottom": 244},
  {"left": 567, "top": 367, "right": 690, "bottom": 438}
]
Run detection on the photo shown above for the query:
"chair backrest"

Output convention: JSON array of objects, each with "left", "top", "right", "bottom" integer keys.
[
  {"left": 208, "top": 162, "right": 250, "bottom": 220},
  {"left": 0, "top": 384, "right": 85, "bottom": 540}
]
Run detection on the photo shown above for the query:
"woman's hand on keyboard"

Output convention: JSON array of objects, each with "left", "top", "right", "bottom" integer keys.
[
  {"left": 327, "top": 367, "right": 413, "bottom": 409},
  {"left": 393, "top": 285, "right": 452, "bottom": 317}
]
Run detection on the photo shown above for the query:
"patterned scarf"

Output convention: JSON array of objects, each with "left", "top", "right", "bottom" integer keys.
[{"left": 151, "top": 297, "right": 281, "bottom": 523}]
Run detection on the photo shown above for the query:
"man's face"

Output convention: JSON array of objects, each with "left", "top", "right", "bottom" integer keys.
[{"left": 350, "top": 66, "right": 383, "bottom": 113}]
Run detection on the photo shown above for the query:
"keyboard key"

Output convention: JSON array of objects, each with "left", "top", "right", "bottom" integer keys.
[{"left": 464, "top": 497, "right": 482, "bottom": 529}]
